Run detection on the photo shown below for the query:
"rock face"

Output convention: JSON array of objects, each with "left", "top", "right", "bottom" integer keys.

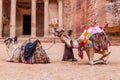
[
  {"left": 106, "top": 0, "right": 120, "bottom": 27},
  {"left": 63, "top": 0, "right": 120, "bottom": 37}
]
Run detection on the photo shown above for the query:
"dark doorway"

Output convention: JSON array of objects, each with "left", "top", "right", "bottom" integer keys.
[{"left": 23, "top": 15, "right": 31, "bottom": 35}]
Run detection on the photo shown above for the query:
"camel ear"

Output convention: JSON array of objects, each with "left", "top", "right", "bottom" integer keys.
[{"left": 61, "top": 28, "right": 64, "bottom": 32}]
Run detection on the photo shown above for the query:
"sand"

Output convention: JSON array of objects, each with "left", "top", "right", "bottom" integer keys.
[{"left": 0, "top": 42, "right": 120, "bottom": 80}]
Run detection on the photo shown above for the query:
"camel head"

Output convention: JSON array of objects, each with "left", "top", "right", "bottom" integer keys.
[
  {"left": 50, "top": 28, "right": 65, "bottom": 37},
  {"left": 4, "top": 38, "right": 13, "bottom": 48}
]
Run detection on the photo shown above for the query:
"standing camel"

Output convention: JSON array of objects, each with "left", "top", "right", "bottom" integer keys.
[{"left": 51, "top": 26, "right": 111, "bottom": 65}]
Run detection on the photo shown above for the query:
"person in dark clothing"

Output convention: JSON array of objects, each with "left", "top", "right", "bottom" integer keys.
[
  {"left": 14, "top": 35, "right": 18, "bottom": 44},
  {"left": 62, "top": 30, "right": 77, "bottom": 61}
]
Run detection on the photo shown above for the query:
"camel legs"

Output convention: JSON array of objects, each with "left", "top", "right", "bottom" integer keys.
[
  {"left": 91, "top": 51, "right": 110, "bottom": 65},
  {"left": 86, "top": 48, "right": 110, "bottom": 65},
  {"left": 93, "top": 43, "right": 111, "bottom": 64},
  {"left": 86, "top": 48, "right": 96, "bottom": 65},
  {"left": 98, "top": 51, "right": 111, "bottom": 64}
]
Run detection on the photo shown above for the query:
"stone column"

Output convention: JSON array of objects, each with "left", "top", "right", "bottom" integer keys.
[
  {"left": 31, "top": 0, "right": 36, "bottom": 37},
  {"left": 58, "top": 0, "right": 63, "bottom": 29},
  {"left": 0, "top": 0, "right": 3, "bottom": 38},
  {"left": 44, "top": 0, "right": 49, "bottom": 37},
  {"left": 10, "top": 0, "right": 16, "bottom": 38}
]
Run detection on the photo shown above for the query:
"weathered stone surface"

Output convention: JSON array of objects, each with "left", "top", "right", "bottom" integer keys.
[{"left": 66, "top": 0, "right": 120, "bottom": 37}]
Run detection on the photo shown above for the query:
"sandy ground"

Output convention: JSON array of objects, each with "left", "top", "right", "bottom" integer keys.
[{"left": 0, "top": 42, "right": 120, "bottom": 80}]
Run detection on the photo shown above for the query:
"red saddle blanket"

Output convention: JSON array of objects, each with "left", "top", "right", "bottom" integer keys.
[
  {"left": 78, "top": 32, "right": 110, "bottom": 59},
  {"left": 90, "top": 32, "right": 110, "bottom": 51}
]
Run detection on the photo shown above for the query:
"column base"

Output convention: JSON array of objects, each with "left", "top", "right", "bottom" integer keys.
[
  {"left": 10, "top": 25, "right": 15, "bottom": 38},
  {"left": 44, "top": 34, "right": 55, "bottom": 38},
  {"left": 30, "top": 35, "right": 37, "bottom": 38}
]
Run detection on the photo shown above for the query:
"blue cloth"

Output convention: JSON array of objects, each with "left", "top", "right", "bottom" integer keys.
[{"left": 24, "top": 39, "right": 40, "bottom": 61}]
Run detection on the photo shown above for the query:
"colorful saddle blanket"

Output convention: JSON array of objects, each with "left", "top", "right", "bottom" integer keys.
[
  {"left": 77, "top": 26, "right": 105, "bottom": 47},
  {"left": 77, "top": 26, "right": 109, "bottom": 59},
  {"left": 34, "top": 46, "right": 50, "bottom": 64},
  {"left": 21, "top": 40, "right": 50, "bottom": 64}
]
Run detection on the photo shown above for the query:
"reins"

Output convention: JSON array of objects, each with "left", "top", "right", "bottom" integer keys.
[{"left": 44, "top": 36, "right": 56, "bottom": 50}]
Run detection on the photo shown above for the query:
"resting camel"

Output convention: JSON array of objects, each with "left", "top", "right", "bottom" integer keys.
[
  {"left": 4, "top": 38, "right": 24, "bottom": 62},
  {"left": 51, "top": 26, "right": 111, "bottom": 65},
  {"left": 4, "top": 38, "right": 50, "bottom": 63}
]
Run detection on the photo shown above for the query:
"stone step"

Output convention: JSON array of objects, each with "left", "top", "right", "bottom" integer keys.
[
  {"left": 18, "top": 37, "right": 61, "bottom": 43},
  {"left": 0, "top": 37, "right": 62, "bottom": 43}
]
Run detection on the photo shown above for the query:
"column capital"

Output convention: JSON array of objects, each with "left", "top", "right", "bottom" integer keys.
[
  {"left": 32, "top": 0, "right": 36, "bottom": 3},
  {"left": 11, "top": 0, "right": 17, "bottom": 2},
  {"left": 57, "top": 0, "right": 63, "bottom": 2},
  {"left": 44, "top": 0, "right": 49, "bottom": 2}
]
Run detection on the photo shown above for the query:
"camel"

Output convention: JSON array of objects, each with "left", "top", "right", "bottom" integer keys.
[
  {"left": 51, "top": 26, "right": 111, "bottom": 65},
  {"left": 4, "top": 38, "right": 50, "bottom": 63},
  {"left": 4, "top": 38, "right": 24, "bottom": 62}
]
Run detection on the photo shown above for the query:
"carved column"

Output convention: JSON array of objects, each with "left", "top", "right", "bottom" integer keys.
[
  {"left": 10, "top": 0, "right": 16, "bottom": 37},
  {"left": 0, "top": 0, "right": 3, "bottom": 38},
  {"left": 44, "top": 0, "right": 49, "bottom": 37},
  {"left": 58, "top": 0, "right": 63, "bottom": 29},
  {"left": 31, "top": 0, "right": 36, "bottom": 37}
]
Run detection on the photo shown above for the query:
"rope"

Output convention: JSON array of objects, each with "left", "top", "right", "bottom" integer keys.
[{"left": 44, "top": 36, "right": 56, "bottom": 50}]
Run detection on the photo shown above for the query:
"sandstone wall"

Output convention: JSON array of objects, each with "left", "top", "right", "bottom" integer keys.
[
  {"left": 106, "top": 0, "right": 120, "bottom": 27},
  {"left": 63, "top": 0, "right": 77, "bottom": 38},
  {"left": 2, "top": 0, "right": 11, "bottom": 37},
  {"left": 70, "top": 0, "right": 120, "bottom": 37}
]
